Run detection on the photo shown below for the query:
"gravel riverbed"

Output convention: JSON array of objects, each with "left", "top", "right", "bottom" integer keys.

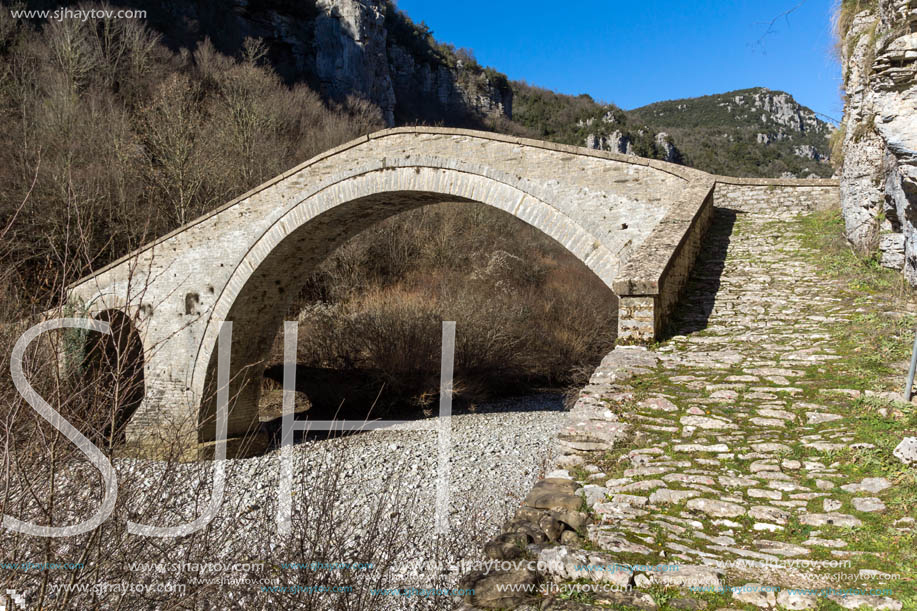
[{"left": 109, "top": 393, "right": 568, "bottom": 608}]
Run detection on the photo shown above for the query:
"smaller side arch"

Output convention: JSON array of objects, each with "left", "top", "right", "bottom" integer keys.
[{"left": 79, "top": 309, "right": 145, "bottom": 449}]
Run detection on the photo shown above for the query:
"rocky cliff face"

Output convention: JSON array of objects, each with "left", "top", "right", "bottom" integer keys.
[
  {"left": 312, "top": 0, "right": 397, "bottom": 123},
  {"left": 134, "top": 0, "right": 511, "bottom": 127},
  {"left": 579, "top": 112, "right": 682, "bottom": 163},
  {"left": 839, "top": 0, "right": 917, "bottom": 278},
  {"left": 295, "top": 0, "right": 512, "bottom": 125}
]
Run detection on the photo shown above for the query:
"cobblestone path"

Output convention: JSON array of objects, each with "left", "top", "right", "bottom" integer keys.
[{"left": 466, "top": 197, "right": 915, "bottom": 610}]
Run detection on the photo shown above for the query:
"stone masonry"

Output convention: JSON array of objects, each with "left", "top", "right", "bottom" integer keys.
[
  {"left": 64, "top": 128, "right": 837, "bottom": 457},
  {"left": 462, "top": 177, "right": 907, "bottom": 611}
]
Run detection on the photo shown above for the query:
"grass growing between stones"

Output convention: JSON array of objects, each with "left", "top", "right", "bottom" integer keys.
[
  {"left": 793, "top": 208, "right": 917, "bottom": 608},
  {"left": 538, "top": 207, "right": 917, "bottom": 610}
]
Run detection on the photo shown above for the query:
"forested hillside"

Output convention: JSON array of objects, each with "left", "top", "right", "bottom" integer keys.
[{"left": 630, "top": 87, "right": 835, "bottom": 177}]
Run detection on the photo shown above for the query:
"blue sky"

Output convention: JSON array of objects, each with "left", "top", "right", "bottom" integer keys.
[{"left": 394, "top": 0, "right": 843, "bottom": 122}]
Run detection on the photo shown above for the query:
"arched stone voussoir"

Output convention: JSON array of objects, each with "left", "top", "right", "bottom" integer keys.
[
  {"left": 188, "top": 161, "right": 620, "bottom": 412},
  {"left": 62, "top": 128, "right": 737, "bottom": 458}
]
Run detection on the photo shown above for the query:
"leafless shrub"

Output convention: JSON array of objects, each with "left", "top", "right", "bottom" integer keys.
[
  {"left": 280, "top": 202, "right": 617, "bottom": 411},
  {"left": 0, "top": 5, "right": 615, "bottom": 608}
]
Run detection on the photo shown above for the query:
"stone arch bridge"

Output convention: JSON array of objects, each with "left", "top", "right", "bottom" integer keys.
[{"left": 64, "top": 128, "right": 838, "bottom": 457}]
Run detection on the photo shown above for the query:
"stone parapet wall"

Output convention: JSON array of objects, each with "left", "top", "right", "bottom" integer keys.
[
  {"left": 712, "top": 180, "right": 840, "bottom": 214},
  {"left": 615, "top": 181, "right": 715, "bottom": 342},
  {"left": 613, "top": 178, "right": 839, "bottom": 343}
]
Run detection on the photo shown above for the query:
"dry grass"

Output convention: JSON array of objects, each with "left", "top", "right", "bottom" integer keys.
[{"left": 833, "top": 0, "right": 878, "bottom": 42}]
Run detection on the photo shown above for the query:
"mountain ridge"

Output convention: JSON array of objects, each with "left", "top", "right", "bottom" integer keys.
[{"left": 12, "top": 0, "right": 835, "bottom": 178}]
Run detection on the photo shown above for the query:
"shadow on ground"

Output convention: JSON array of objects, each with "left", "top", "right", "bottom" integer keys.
[
  {"left": 258, "top": 364, "right": 566, "bottom": 448},
  {"left": 663, "top": 207, "right": 740, "bottom": 338}
]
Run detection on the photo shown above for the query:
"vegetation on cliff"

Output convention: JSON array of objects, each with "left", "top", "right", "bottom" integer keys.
[
  {"left": 508, "top": 82, "right": 678, "bottom": 161},
  {"left": 629, "top": 88, "right": 834, "bottom": 177}
]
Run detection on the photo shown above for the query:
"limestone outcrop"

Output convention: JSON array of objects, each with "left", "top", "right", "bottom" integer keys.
[
  {"left": 838, "top": 0, "right": 917, "bottom": 281},
  {"left": 311, "top": 0, "right": 512, "bottom": 125},
  {"left": 160, "top": 0, "right": 512, "bottom": 127}
]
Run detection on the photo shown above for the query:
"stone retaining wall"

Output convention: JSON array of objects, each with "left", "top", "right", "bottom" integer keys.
[{"left": 613, "top": 177, "right": 840, "bottom": 343}]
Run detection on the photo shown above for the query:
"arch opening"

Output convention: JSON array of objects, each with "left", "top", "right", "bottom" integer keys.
[
  {"left": 80, "top": 309, "right": 145, "bottom": 449},
  {"left": 192, "top": 167, "right": 623, "bottom": 450}
]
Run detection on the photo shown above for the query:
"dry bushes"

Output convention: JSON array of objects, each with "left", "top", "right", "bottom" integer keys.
[
  {"left": 0, "top": 218, "right": 453, "bottom": 610},
  {"left": 0, "top": 8, "right": 383, "bottom": 296},
  {"left": 275, "top": 202, "right": 618, "bottom": 413}
]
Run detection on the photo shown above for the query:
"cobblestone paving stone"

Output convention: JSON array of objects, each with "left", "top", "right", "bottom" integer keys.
[{"left": 465, "top": 198, "right": 915, "bottom": 610}]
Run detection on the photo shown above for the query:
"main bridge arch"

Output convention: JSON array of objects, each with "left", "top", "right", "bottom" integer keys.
[{"left": 66, "top": 127, "right": 715, "bottom": 458}]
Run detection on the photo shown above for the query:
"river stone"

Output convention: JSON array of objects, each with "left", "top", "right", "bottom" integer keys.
[
  {"left": 751, "top": 442, "right": 792, "bottom": 453},
  {"left": 580, "top": 484, "right": 609, "bottom": 507},
  {"left": 806, "top": 411, "right": 842, "bottom": 424},
  {"left": 612, "top": 479, "right": 667, "bottom": 492},
  {"left": 776, "top": 588, "right": 818, "bottom": 609},
  {"left": 732, "top": 583, "right": 777, "bottom": 608},
  {"left": 593, "top": 591, "right": 658, "bottom": 610},
  {"left": 557, "top": 419, "right": 629, "bottom": 451},
  {"left": 720, "top": 475, "right": 759, "bottom": 487},
  {"left": 650, "top": 489, "right": 701, "bottom": 504},
  {"left": 513, "top": 506, "right": 546, "bottom": 523},
  {"left": 799, "top": 513, "right": 863, "bottom": 527},
  {"left": 680, "top": 415, "right": 736, "bottom": 430},
  {"left": 640, "top": 397, "right": 678, "bottom": 412},
  {"left": 553, "top": 509, "right": 588, "bottom": 531},
  {"left": 756, "top": 540, "right": 810, "bottom": 557},
  {"left": 669, "top": 599, "right": 708, "bottom": 610},
  {"left": 505, "top": 520, "right": 549, "bottom": 544},
  {"left": 804, "top": 536, "right": 847, "bottom": 548},
  {"left": 537, "top": 545, "right": 587, "bottom": 581},
  {"left": 827, "top": 594, "right": 902, "bottom": 610},
  {"left": 460, "top": 569, "right": 538, "bottom": 609},
  {"left": 586, "top": 526, "right": 654, "bottom": 554},
  {"left": 643, "top": 564, "right": 724, "bottom": 588},
  {"left": 538, "top": 513, "right": 565, "bottom": 541},
  {"left": 526, "top": 478, "right": 582, "bottom": 511},
  {"left": 749, "top": 506, "right": 789, "bottom": 523},
  {"left": 484, "top": 532, "right": 526, "bottom": 560},
  {"left": 852, "top": 497, "right": 886, "bottom": 512},
  {"left": 673, "top": 443, "right": 730, "bottom": 452},
  {"left": 611, "top": 493, "right": 648, "bottom": 507},
  {"left": 665, "top": 473, "right": 717, "bottom": 486},
  {"left": 527, "top": 491, "right": 581, "bottom": 512},
  {"left": 580, "top": 554, "right": 634, "bottom": 587},
  {"left": 553, "top": 453, "right": 585, "bottom": 469}
]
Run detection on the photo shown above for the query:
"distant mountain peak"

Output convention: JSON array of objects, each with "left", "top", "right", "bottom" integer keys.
[
  {"left": 631, "top": 88, "right": 829, "bottom": 136},
  {"left": 624, "top": 88, "right": 833, "bottom": 178}
]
